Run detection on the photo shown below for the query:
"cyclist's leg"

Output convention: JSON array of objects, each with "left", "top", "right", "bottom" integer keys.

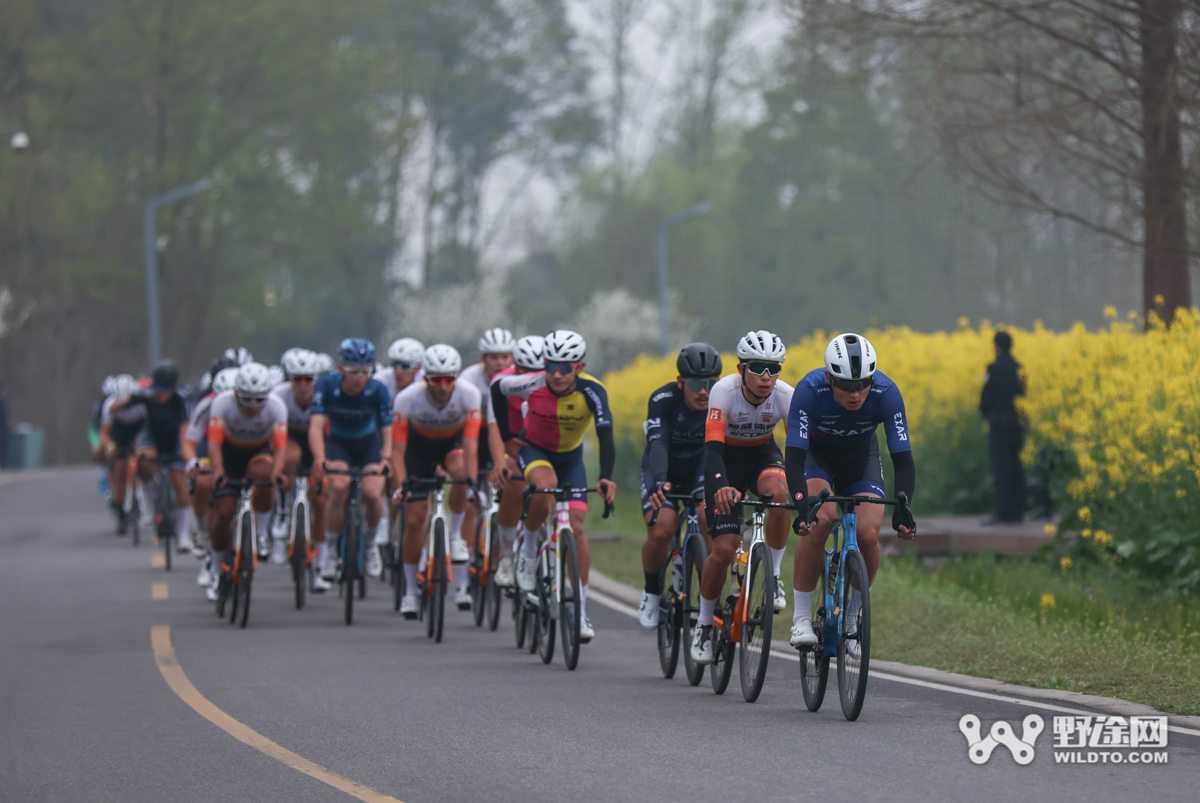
[
  {"left": 519, "top": 452, "right": 557, "bottom": 586},
  {"left": 247, "top": 453, "right": 275, "bottom": 538},
  {"left": 640, "top": 453, "right": 679, "bottom": 590},
  {"left": 442, "top": 445, "right": 468, "bottom": 543},
  {"left": 838, "top": 439, "right": 887, "bottom": 584},
  {"left": 399, "top": 441, "right": 437, "bottom": 601},
  {"left": 167, "top": 465, "right": 192, "bottom": 546},
  {"left": 755, "top": 464, "right": 790, "bottom": 569},
  {"left": 496, "top": 454, "right": 525, "bottom": 548},
  {"left": 323, "top": 434, "right": 354, "bottom": 547},
  {"left": 357, "top": 432, "right": 386, "bottom": 531}
]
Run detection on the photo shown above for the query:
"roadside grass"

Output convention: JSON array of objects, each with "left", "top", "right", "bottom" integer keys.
[{"left": 586, "top": 502, "right": 1200, "bottom": 715}]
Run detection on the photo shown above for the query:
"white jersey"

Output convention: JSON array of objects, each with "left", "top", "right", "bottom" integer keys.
[
  {"left": 458, "top": 363, "right": 496, "bottom": 425},
  {"left": 704, "top": 373, "right": 794, "bottom": 448},
  {"left": 185, "top": 395, "right": 215, "bottom": 443},
  {"left": 270, "top": 382, "right": 313, "bottom": 435},
  {"left": 374, "top": 366, "right": 425, "bottom": 405},
  {"left": 101, "top": 396, "right": 147, "bottom": 427},
  {"left": 392, "top": 380, "right": 482, "bottom": 444},
  {"left": 207, "top": 390, "right": 288, "bottom": 450}
]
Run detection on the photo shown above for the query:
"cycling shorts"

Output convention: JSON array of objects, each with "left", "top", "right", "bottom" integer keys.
[
  {"left": 214, "top": 442, "right": 272, "bottom": 498},
  {"left": 287, "top": 430, "right": 314, "bottom": 470},
  {"left": 640, "top": 454, "right": 704, "bottom": 514},
  {"left": 325, "top": 431, "right": 383, "bottom": 469},
  {"left": 134, "top": 429, "right": 185, "bottom": 471},
  {"left": 706, "top": 440, "right": 786, "bottom": 537},
  {"left": 110, "top": 420, "right": 141, "bottom": 456},
  {"left": 804, "top": 438, "right": 884, "bottom": 498},
  {"left": 404, "top": 433, "right": 464, "bottom": 502},
  {"left": 518, "top": 444, "right": 588, "bottom": 511}
]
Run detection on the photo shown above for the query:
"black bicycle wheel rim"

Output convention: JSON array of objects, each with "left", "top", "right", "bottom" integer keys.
[
  {"left": 131, "top": 499, "right": 140, "bottom": 547},
  {"left": 558, "top": 530, "right": 581, "bottom": 670},
  {"left": 710, "top": 572, "right": 734, "bottom": 695},
  {"left": 344, "top": 510, "right": 358, "bottom": 626},
  {"left": 433, "top": 519, "right": 446, "bottom": 643},
  {"left": 537, "top": 565, "right": 556, "bottom": 665},
  {"left": 739, "top": 543, "right": 773, "bottom": 702},
  {"left": 800, "top": 562, "right": 830, "bottom": 712},
  {"left": 682, "top": 536, "right": 707, "bottom": 686},
  {"left": 292, "top": 499, "right": 308, "bottom": 610},
  {"left": 514, "top": 584, "right": 527, "bottom": 648},
  {"left": 837, "top": 550, "right": 871, "bottom": 721},
  {"left": 239, "top": 513, "right": 254, "bottom": 628},
  {"left": 526, "top": 602, "right": 539, "bottom": 654},
  {"left": 656, "top": 558, "right": 679, "bottom": 678},
  {"left": 485, "top": 514, "right": 502, "bottom": 631},
  {"left": 392, "top": 506, "right": 405, "bottom": 611},
  {"left": 471, "top": 519, "right": 486, "bottom": 627}
]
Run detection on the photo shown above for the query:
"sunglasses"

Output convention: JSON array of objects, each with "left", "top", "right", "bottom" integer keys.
[
  {"left": 545, "top": 361, "right": 579, "bottom": 377},
  {"left": 684, "top": 378, "right": 718, "bottom": 392},
  {"left": 291, "top": 375, "right": 315, "bottom": 384},
  {"left": 829, "top": 375, "right": 873, "bottom": 392},
  {"left": 343, "top": 367, "right": 372, "bottom": 377},
  {"left": 427, "top": 375, "right": 456, "bottom": 387},
  {"left": 393, "top": 361, "right": 419, "bottom": 372},
  {"left": 236, "top": 393, "right": 268, "bottom": 407},
  {"left": 743, "top": 361, "right": 782, "bottom": 377}
]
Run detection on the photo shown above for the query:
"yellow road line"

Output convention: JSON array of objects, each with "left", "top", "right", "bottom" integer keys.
[
  {"left": 150, "top": 626, "right": 404, "bottom": 803},
  {"left": 152, "top": 582, "right": 169, "bottom": 599},
  {"left": 151, "top": 554, "right": 166, "bottom": 568}
]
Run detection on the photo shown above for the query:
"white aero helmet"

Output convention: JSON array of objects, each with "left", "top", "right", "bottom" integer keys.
[
  {"left": 736, "top": 330, "right": 786, "bottom": 363},
  {"left": 824, "top": 333, "right": 876, "bottom": 386},
  {"left": 224, "top": 346, "right": 254, "bottom": 366},
  {"left": 478, "top": 327, "right": 516, "bottom": 354},
  {"left": 422, "top": 344, "right": 462, "bottom": 376},
  {"left": 543, "top": 330, "right": 586, "bottom": 363},
  {"left": 235, "top": 362, "right": 273, "bottom": 395},
  {"left": 267, "top": 364, "right": 286, "bottom": 387},
  {"left": 112, "top": 374, "right": 139, "bottom": 399},
  {"left": 387, "top": 337, "right": 425, "bottom": 370},
  {"left": 514, "top": 335, "right": 545, "bottom": 370},
  {"left": 280, "top": 347, "right": 306, "bottom": 368},
  {"left": 212, "top": 367, "right": 240, "bottom": 394},
  {"left": 314, "top": 353, "right": 335, "bottom": 374},
  {"left": 102, "top": 375, "right": 118, "bottom": 397},
  {"left": 282, "top": 349, "right": 316, "bottom": 377}
]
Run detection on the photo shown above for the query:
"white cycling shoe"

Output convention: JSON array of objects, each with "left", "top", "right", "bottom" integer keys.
[
  {"left": 774, "top": 576, "right": 787, "bottom": 613},
  {"left": 637, "top": 591, "right": 659, "bottom": 630},
  {"left": 196, "top": 554, "right": 213, "bottom": 587},
  {"left": 454, "top": 586, "right": 472, "bottom": 610},
  {"left": 205, "top": 572, "right": 220, "bottom": 602},
  {"left": 366, "top": 546, "right": 383, "bottom": 579},
  {"left": 580, "top": 616, "right": 595, "bottom": 642},
  {"left": 690, "top": 624, "right": 714, "bottom": 665},
  {"left": 494, "top": 556, "right": 515, "bottom": 587},
  {"left": 400, "top": 594, "right": 420, "bottom": 620},
  {"left": 449, "top": 538, "right": 470, "bottom": 563},
  {"left": 790, "top": 617, "right": 818, "bottom": 648},
  {"left": 176, "top": 528, "right": 195, "bottom": 555},
  {"left": 312, "top": 573, "right": 332, "bottom": 593},
  {"left": 270, "top": 536, "right": 289, "bottom": 565},
  {"left": 320, "top": 554, "right": 338, "bottom": 581},
  {"left": 516, "top": 553, "right": 536, "bottom": 592}
]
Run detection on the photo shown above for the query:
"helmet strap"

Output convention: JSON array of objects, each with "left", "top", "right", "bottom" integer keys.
[{"left": 738, "top": 365, "right": 769, "bottom": 404}]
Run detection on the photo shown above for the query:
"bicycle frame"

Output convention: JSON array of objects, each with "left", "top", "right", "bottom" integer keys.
[
  {"left": 718, "top": 502, "right": 768, "bottom": 644},
  {"left": 475, "top": 478, "right": 500, "bottom": 580},
  {"left": 818, "top": 509, "right": 858, "bottom": 658},
  {"left": 229, "top": 484, "right": 259, "bottom": 577},
  {"left": 290, "top": 474, "right": 311, "bottom": 556}
]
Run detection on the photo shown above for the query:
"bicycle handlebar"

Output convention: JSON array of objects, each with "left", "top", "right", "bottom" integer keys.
[
  {"left": 802, "top": 489, "right": 913, "bottom": 529},
  {"left": 647, "top": 488, "right": 705, "bottom": 527},
  {"left": 521, "top": 482, "right": 614, "bottom": 521},
  {"left": 323, "top": 466, "right": 386, "bottom": 478}
]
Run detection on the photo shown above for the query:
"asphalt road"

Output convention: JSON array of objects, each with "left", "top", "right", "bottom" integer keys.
[{"left": 1, "top": 468, "right": 1196, "bottom": 803}]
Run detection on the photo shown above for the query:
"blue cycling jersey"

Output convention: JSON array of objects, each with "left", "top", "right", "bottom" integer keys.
[
  {"left": 311, "top": 374, "right": 392, "bottom": 440},
  {"left": 785, "top": 369, "right": 911, "bottom": 454}
]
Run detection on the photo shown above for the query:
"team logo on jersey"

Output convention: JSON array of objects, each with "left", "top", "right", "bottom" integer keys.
[{"left": 709, "top": 409, "right": 722, "bottom": 421}]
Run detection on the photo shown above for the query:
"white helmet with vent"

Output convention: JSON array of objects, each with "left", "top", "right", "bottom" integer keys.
[
  {"left": 736, "top": 330, "right": 786, "bottom": 363},
  {"left": 235, "top": 362, "right": 273, "bottom": 395},
  {"left": 514, "top": 335, "right": 545, "bottom": 370},
  {"left": 824, "top": 333, "right": 876, "bottom": 382},
  {"left": 280, "top": 348, "right": 305, "bottom": 368},
  {"left": 267, "top": 364, "right": 286, "bottom": 387},
  {"left": 224, "top": 346, "right": 254, "bottom": 366},
  {"left": 387, "top": 338, "right": 425, "bottom": 370},
  {"left": 422, "top": 344, "right": 462, "bottom": 376},
  {"left": 112, "top": 374, "right": 139, "bottom": 399},
  {"left": 478, "top": 328, "right": 516, "bottom": 354},
  {"left": 314, "top": 353, "right": 334, "bottom": 374},
  {"left": 102, "top": 375, "right": 118, "bottom": 397},
  {"left": 282, "top": 349, "right": 318, "bottom": 377},
  {"left": 543, "top": 330, "right": 586, "bottom": 362},
  {"left": 212, "top": 367, "right": 240, "bottom": 394}
]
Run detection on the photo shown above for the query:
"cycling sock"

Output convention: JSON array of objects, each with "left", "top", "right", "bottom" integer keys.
[
  {"left": 374, "top": 519, "right": 389, "bottom": 546},
  {"left": 644, "top": 571, "right": 663, "bottom": 595},
  {"left": 254, "top": 511, "right": 270, "bottom": 539},
  {"left": 580, "top": 584, "right": 588, "bottom": 617},
  {"left": 498, "top": 525, "right": 518, "bottom": 553},
  {"left": 211, "top": 549, "right": 225, "bottom": 573},
  {"left": 315, "top": 541, "right": 328, "bottom": 567},
  {"left": 769, "top": 546, "right": 786, "bottom": 577},
  {"left": 325, "top": 531, "right": 340, "bottom": 552},
  {"left": 404, "top": 562, "right": 419, "bottom": 593},
  {"left": 175, "top": 507, "right": 190, "bottom": 538},
  {"left": 520, "top": 527, "right": 539, "bottom": 557},
  {"left": 448, "top": 509, "right": 466, "bottom": 541},
  {"left": 698, "top": 595, "right": 716, "bottom": 627},
  {"left": 793, "top": 590, "right": 813, "bottom": 625},
  {"left": 454, "top": 562, "right": 469, "bottom": 588}
]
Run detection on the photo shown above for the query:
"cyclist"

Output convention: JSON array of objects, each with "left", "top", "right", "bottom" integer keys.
[
  {"left": 271, "top": 349, "right": 330, "bottom": 590},
  {"left": 785, "top": 333, "right": 916, "bottom": 648},
  {"left": 111, "top": 361, "right": 194, "bottom": 553},
  {"left": 182, "top": 366, "right": 239, "bottom": 589},
  {"left": 378, "top": 337, "right": 425, "bottom": 402},
  {"left": 689, "top": 331, "right": 793, "bottom": 665},
  {"left": 390, "top": 344, "right": 482, "bottom": 616},
  {"left": 497, "top": 330, "right": 616, "bottom": 642},
  {"left": 637, "top": 343, "right": 720, "bottom": 629},
  {"left": 204, "top": 363, "right": 289, "bottom": 601},
  {"left": 91, "top": 377, "right": 116, "bottom": 495},
  {"left": 309, "top": 338, "right": 393, "bottom": 583},
  {"left": 100, "top": 374, "right": 147, "bottom": 533},
  {"left": 488, "top": 334, "right": 544, "bottom": 586}
]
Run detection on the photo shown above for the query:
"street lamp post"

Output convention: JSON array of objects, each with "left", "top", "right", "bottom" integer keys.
[
  {"left": 144, "top": 179, "right": 212, "bottom": 365},
  {"left": 655, "top": 201, "right": 711, "bottom": 355}
]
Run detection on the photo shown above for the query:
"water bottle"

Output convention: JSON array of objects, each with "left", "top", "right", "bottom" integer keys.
[
  {"left": 732, "top": 551, "right": 748, "bottom": 597},
  {"left": 828, "top": 551, "right": 841, "bottom": 587},
  {"left": 673, "top": 551, "right": 684, "bottom": 593}
]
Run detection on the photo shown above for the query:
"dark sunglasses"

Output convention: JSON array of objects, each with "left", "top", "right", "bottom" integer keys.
[
  {"left": 291, "top": 375, "right": 315, "bottom": 384},
  {"left": 236, "top": 393, "right": 268, "bottom": 407},
  {"left": 743, "top": 361, "right": 782, "bottom": 377},
  {"left": 684, "top": 378, "right": 718, "bottom": 392},
  {"left": 392, "top": 361, "right": 419, "bottom": 372},
  {"left": 829, "top": 375, "right": 873, "bottom": 392},
  {"left": 427, "top": 375, "right": 455, "bottom": 387},
  {"left": 545, "top": 361, "right": 578, "bottom": 377}
]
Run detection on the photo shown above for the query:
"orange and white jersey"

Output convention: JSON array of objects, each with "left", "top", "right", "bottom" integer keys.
[
  {"left": 207, "top": 390, "right": 289, "bottom": 450},
  {"left": 391, "top": 380, "right": 482, "bottom": 444},
  {"left": 704, "top": 373, "right": 794, "bottom": 448}
]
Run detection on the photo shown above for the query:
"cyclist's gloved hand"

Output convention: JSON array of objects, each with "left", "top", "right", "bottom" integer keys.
[
  {"left": 792, "top": 496, "right": 822, "bottom": 534},
  {"left": 892, "top": 504, "right": 916, "bottom": 538}
]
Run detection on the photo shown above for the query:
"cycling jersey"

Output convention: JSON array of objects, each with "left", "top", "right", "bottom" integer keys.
[
  {"left": 643, "top": 382, "right": 707, "bottom": 486},
  {"left": 207, "top": 391, "right": 288, "bottom": 451},
  {"left": 311, "top": 374, "right": 391, "bottom": 440},
  {"left": 785, "top": 369, "right": 910, "bottom": 454},
  {"left": 458, "top": 363, "right": 495, "bottom": 425},
  {"left": 101, "top": 396, "right": 147, "bottom": 428},
  {"left": 391, "top": 380, "right": 482, "bottom": 445},
  {"left": 490, "top": 366, "right": 528, "bottom": 442},
  {"left": 185, "top": 395, "right": 214, "bottom": 444},
  {"left": 270, "top": 383, "right": 313, "bottom": 437},
  {"left": 704, "top": 373, "right": 794, "bottom": 447},
  {"left": 497, "top": 372, "right": 612, "bottom": 453},
  {"left": 374, "top": 366, "right": 424, "bottom": 404},
  {"left": 122, "top": 391, "right": 189, "bottom": 454}
]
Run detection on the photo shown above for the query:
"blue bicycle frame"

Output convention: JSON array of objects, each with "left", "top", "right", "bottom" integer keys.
[{"left": 818, "top": 508, "right": 859, "bottom": 659}]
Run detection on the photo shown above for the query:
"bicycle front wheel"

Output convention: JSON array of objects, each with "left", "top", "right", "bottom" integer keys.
[
  {"left": 800, "top": 561, "right": 830, "bottom": 712},
  {"left": 681, "top": 536, "right": 707, "bottom": 686},
  {"left": 656, "top": 558, "right": 680, "bottom": 679},
  {"left": 291, "top": 498, "right": 308, "bottom": 610},
  {"left": 739, "top": 542, "right": 773, "bottom": 702},
  {"left": 484, "top": 512, "right": 503, "bottom": 631},
  {"left": 238, "top": 512, "right": 255, "bottom": 628},
  {"left": 710, "top": 573, "right": 735, "bottom": 695},
  {"left": 536, "top": 557, "right": 557, "bottom": 665},
  {"left": 558, "top": 530, "right": 582, "bottom": 670},
  {"left": 392, "top": 506, "right": 406, "bottom": 612},
  {"left": 471, "top": 517, "right": 487, "bottom": 627},
  {"left": 343, "top": 511, "right": 360, "bottom": 626},
  {"left": 836, "top": 550, "right": 871, "bottom": 721},
  {"left": 432, "top": 519, "right": 447, "bottom": 643}
]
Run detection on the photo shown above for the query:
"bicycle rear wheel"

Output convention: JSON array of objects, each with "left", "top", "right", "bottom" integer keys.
[
  {"left": 343, "top": 509, "right": 360, "bottom": 626},
  {"left": 558, "top": 530, "right": 582, "bottom": 670},
  {"left": 238, "top": 513, "right": 254, "bottom": 628},
  {"left": 432, "top": 519, "right": 447, "bottom": 643},
  {"left": 710, "top": 574, "right": 735, "bottom": 695},
  {"left": 656, "top": 557, "right": 679, "bottom": 679},
  {"left": 484, "top": 513, "right": 503, "bottom": 632},
  {"left": 392, "top": 506, "right": 406, "bottom": 612},
  {"left": 681, "top": 536, "right": 707, "bottom": 686},
  {"left": 471, "top": 517, "right": 486, "bottom": 627},
  {"left": 130, "top": 496, "right": 141, "bottom": 547},
  {"left": 837, "top": 550, "right": 871, "bottom": 721},
  {"left": 800, "top": 561, "right": 830, "bottom": 712},
  {"left": 739, "top": 542, "right": 773, "bottom": 702},
  {"left": 157, "top": 476, "right": 174, "bottom": 570},
  {"left": 513, "top": 583, "right": 527, "bottom": 648},
  {"left": 291, "top": 498, "right": 308, "bottom": 610},
  {"left": 536, "top": 555, "right": 557, "bottom": 665}
]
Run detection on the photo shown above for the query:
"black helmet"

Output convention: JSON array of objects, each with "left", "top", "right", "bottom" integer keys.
[
  {"left": 676, "top": 343, "right": 722, "bottom": 378},
  {"left": 209, "top": 355, "right": 237, "bottom": 377},
  {"left": 152, "top": 360, "right": 180, "bottom": 389}
]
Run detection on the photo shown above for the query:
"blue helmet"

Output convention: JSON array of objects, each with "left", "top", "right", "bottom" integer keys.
[{"left": 338, "top": 337, "right": 376, "bottom": 366}]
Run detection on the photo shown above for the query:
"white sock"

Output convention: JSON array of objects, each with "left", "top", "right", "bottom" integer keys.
[
  {"left": 520, "top": 527, "right": 539, "bottom": 558},
  {"left": 794, "top": 590, "right": 813, "bottom": 625},
  {"left": 316, "top": 541, "right": 328, "bottom": 566},
  {"left": 499, "top": 525, "right": 517, "bottom": 552},
  {"left": 325, "top": 532, "right": 340, "bottom": 555},
  {"left": 454, "top": 562, "right": 469, "bottom": 587},
  {"left": 769, "top": 547, "right": 785, "bottom": 577},
  {"left": 373, "top": 519, "right": 389, "bottom": 546},
  {"left": 404, "top": 562, "right": 419, "bottom": 594},
  {"left": 175, "top": 507, "right": 190, "bottom": 538},
  {"left": 254, "top": 510, "right": 270, "bottom": 538},
  {"left": 210, "top": 549, "right": 224, "bottom": 573},
  {"left": 580, "top": 584, "right": 588, "bottom": 617},
  {"left": 448, "top": 510, "right": 466, "bottom": 542},
  {"left": 196, "top": 511, "right": 209, "bottom": 536},
  {"left": 698, "top": 595, "right": 716, "bottom": 626}
]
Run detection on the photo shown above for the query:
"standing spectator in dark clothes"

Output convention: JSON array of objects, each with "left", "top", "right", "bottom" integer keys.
[{"left": 981, "top": 331, "right": 1026, "bottom": 523}]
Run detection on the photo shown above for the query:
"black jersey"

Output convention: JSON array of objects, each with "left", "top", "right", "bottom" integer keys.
[
  {"left": 124, "top": 391, "right": 190, "bottom": 453},
  {"left": 642, "top": 382, "right": 707, "bottom": 486}
]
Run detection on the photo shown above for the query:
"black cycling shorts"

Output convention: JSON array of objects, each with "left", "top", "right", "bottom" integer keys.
[
  {"left": 706, "top": 440, "right": 785, "bottom": 537},
  {"left": 134, "top": 429, "right": 185, "bottom": 470},
  {"left": 213, "top": 442, "right": 272, "bottom": 498},
  {"left": 404, "top": 434, "right": 464, "bottom": 501},
  {"left": 110, "top": 420, "right": 142, "bottom": 457},
  {"left": 804, "top": 439, "right": 884, "bottom": 498},
  {"left": 326, "top": 431, "right": 383, "bottom": 469},
  {"left": 287, "top": 430, "right": 314, "bottom": 470},
  {"left": 640, "top": 454, "right": 704, "bottom": 514}
]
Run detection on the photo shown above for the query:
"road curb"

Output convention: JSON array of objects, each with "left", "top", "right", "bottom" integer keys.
[{"left": 590, "top": 569, "right": 1200, "bottom": 726}]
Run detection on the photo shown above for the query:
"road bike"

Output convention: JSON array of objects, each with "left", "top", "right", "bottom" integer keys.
[
  {"left": 709, "top": 493, "right": 792, "bottom": 702},
  {"left": 325, "top": 465, "right": 384, "bottom": 626},
  {"left": 282, "top": 467, "right": 316, "bottom": 610},
  {"left": 387, "top": 499, "right": 408, "bottom": 613},
  {"left": 797, "top": 489, "right": 912, "bottom": 721},
  {"left": 469, "top": 473, "right": 504, "bottom": 631},
  {"left": 519, "top": 483, "right": 613, "bottom": 671},
  {"left": 406, "top": 475, "right": 472, "bottom": 643},
  {"left": 144, "top": 459, "right": 177, "bottom": 571},
  {"left": 211, "top": 477, "right": 272, "bottom": 628},
  {"left": 648, "top": 490, "right": 708, "bottom": 684}
]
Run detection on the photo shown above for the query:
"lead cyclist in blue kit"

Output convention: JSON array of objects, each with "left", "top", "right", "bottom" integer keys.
[{"left": 784, "top": 333, "right": 916, "bottom": 648}]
